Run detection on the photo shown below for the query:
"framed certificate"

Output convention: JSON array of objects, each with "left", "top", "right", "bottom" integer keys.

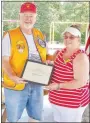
[{"left": 21, "top": 60, "right": 53, "bottom": 85}]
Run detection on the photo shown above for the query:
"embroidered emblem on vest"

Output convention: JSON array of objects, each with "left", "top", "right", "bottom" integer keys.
[
  {"left": 16, "top": 41, "right": 25, "bottom": 53},
  {"left": 37, "top": 38, "right": 46, "bottom": 48}
]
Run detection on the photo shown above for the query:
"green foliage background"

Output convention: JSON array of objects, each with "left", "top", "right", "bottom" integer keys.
[{"left": 2, "top": 0, "right": 89, "bottom": 44}]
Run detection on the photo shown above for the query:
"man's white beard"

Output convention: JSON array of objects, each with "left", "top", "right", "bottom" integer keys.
[{"left": 24, "top": 23, "right": 33, "bottom": 29}]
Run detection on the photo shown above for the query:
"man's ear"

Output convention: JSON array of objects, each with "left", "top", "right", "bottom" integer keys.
[
  {"left": 35, "top": 13, "right": 37, "bottom": 20},
  {"left": 34, "top": 16, "right": 37, "bottom": 24},
  {"left": 19, "top": 13, "right": 20, "bottom": 20},
  {"left": 78, "top": 37, "right": 81, "bottom": 44}
]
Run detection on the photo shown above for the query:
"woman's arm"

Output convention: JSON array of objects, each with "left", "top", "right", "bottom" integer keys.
[{"left": 60, "top": 53, "right": 89, "bottom": 89}]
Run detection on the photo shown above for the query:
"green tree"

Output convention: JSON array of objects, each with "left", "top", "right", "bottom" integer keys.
[{"left": 2, "top": 1, "right": 89, "bottom": 44}]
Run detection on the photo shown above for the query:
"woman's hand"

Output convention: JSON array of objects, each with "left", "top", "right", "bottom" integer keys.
[{"left": 46, "top": 83, "right": 60, "bottom": 90}]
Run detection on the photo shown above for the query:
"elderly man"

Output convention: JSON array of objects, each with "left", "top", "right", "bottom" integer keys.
[{"left": 2, "top": 2, "right": 47, "bottom": 122}]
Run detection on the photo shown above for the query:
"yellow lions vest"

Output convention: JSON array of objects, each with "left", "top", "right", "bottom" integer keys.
[{"left": 2, "top": 27, "right": 46, "bottom": 91}]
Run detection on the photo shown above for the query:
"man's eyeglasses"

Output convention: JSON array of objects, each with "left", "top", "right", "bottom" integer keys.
[{"left": 63, "top": 36, "right": 78, "bottom": 40}]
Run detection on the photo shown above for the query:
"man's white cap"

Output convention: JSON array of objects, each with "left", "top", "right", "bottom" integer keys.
[{"left": 62, "top": 27, "right": 81, "bottom": 37}]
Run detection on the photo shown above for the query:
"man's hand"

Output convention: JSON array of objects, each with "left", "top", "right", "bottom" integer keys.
[
  {"left": 46, "top": 60, "right": 54, "bottom": 65},
  {"left": 10, "top": 75, "right": 28, "bottom": 84},
  {"left": 46, "top": 83, "right": 59, "bottom": 90}
]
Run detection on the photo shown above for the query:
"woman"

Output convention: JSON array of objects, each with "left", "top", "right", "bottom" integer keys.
[{"left": 46, "top": 25, "right": 89, "bottom": 122}]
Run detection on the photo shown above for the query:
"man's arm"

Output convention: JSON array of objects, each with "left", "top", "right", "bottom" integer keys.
[
  {"left": 2, "top": 56, "right": 16, "bottom": 77},
  {"left": 2, "top": 33, "right": 26, "bottom": 84},
  {"left": 46, "top": 50, "right": 58, "bottom": 65},
  {"left": 2, "top": 56, "right": 26, "bottom": 83},
  {"left": 2, "top": 57, "right": 27, "bottom": 84}
]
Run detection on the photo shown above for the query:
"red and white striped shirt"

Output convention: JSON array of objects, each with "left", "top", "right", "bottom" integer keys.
[{"left": 49, "top": 48, "right": 89, "bottom": 108}]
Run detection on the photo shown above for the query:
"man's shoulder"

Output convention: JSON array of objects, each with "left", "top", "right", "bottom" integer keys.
[
  {"left": 8, "top": 27, "right": 20, "bottom": 33},
  {"left": 33, "top": 28, "right": 43, "bottom": 35},
  {"left": 33, "top": 28, "right": 44, "bottom": 40},
  {"left": 4, "top": 27, "right": 19, "bottom": 35}
]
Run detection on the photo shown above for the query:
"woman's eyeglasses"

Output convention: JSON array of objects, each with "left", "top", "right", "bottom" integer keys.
[{"left": 63, "top": 36, "right": 78, "bottom": 40}]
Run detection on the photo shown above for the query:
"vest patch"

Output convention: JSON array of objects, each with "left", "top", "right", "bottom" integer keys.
[
  {"left": 16, "top": 41, "right": 25, "bottom": 53},
  {"left": 38, "top": 38, "right": 46, "bottom": 48}
]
